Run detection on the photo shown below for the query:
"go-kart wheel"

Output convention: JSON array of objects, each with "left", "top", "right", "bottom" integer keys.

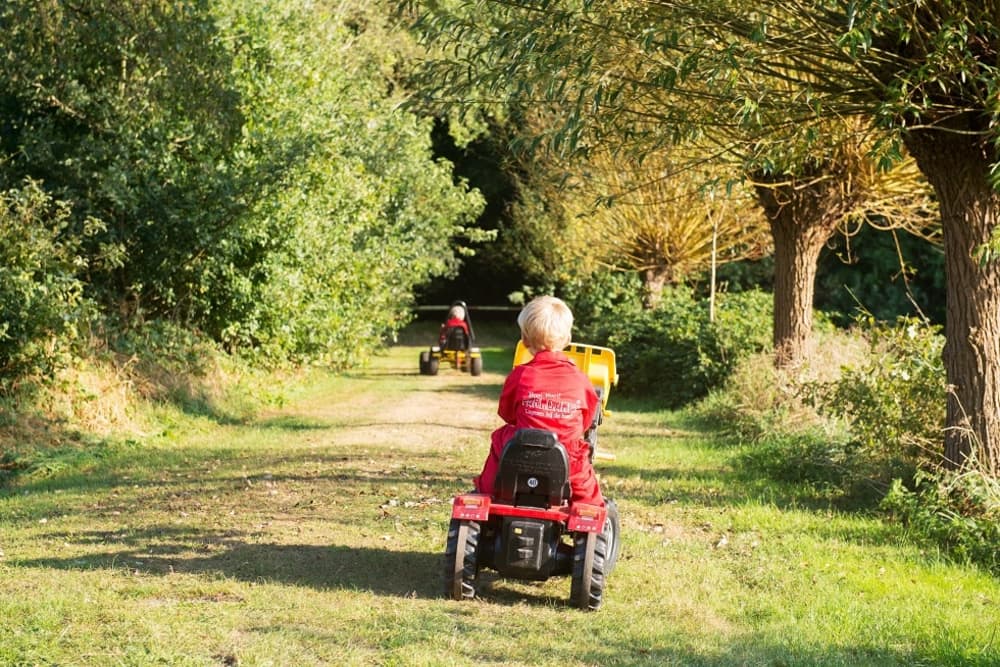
[
  {"left": 444, "top": 519, "right": 480, "bottom": 600},
  {"left": 419, "top": 350, "right": 430, "bottom": 375},
  {"left": 470, "top": 356, "right": 483, "bottom": 376},
  {"left": 603, "top": 499, "right": 621, "bottom": 575},
  {"left": 428, "top": 357, "right": 439, "bottom": 376},
  {"left": 570, "top": 529, "right": 608, "bottom": 611}
]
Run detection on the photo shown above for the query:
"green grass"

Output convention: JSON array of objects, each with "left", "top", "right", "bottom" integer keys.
[{"left": 1, "top": 344, "right": 998, "bottom": 665}]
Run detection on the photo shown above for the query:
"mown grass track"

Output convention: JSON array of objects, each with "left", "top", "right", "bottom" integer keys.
[{"left": 1, "top": 341, "right": 998, "bottom": 666}]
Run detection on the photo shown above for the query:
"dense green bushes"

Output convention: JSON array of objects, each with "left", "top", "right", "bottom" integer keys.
[
  {"left": 882, "top": 471, "right": 1000, "bottom": 573},
  {"left": 805, "top": 316, "right": 946, "bottom": 478},
  {"left": 585, "top": 287, "right": 772, "bottom": 406},
  {"left": 0, "top": 0, "right": 484, "bottom": 388},
  {"left": 206, "top": 0, "right": 485, "bottom": 365},
  {"left": 0, "top": 182, "right": 90, "bottom": 390}
]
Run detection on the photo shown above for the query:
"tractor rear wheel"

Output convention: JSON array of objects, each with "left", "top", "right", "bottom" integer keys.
[
  {"left": 444, "top": 519, "right": 480, "bottom": 600},
  {"left": 570, "top": 529, "right": 608, "bottom": 611},
  {"left": 470, "top": 356, "right": 483, "bottom": 376},
  {"left": 419, "top": 350, "right": 430, "bottom": 375},
  {"left": 603, "top": 499, "right": 621, "bottom": 574},
  {"left": 428, "top": 357, "right": 439, "bottom": 376}
]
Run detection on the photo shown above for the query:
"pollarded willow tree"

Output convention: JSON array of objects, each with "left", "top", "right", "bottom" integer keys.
[
  {"left": 413, "top": 1, "right": 1000, "bottom": 472},
  {"left": 495, "top": 103, "right": 771, "bottom": 304},
  {"left": 414, "top": 0, "right": 935, "bottom": 369},
  {"left": 744, "top": 118, "right": 936, "bottom": 366},
  {"left": 565, "top": 148, "right": 771, "bottom": 307},
  {"left": 627, "top": 0, "right": 1000, "bottom": 473}
]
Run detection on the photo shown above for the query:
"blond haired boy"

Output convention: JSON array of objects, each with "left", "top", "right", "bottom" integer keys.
[{"left": 473, "top": 296, "right": 604, "bottom": 506}]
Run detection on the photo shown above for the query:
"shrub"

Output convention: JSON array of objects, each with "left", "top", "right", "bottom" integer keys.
[
  {"left": 0, "top": 182, "right": 92, "bottom": 391},
  {"left": 593, "top": 287, "right": 772, "bottom": 407},
  {"left": 882, "top": 468, "right": 1000, "bottom": 574},
  {"left": 736, "top": 431, "right": 860, "bottom": 489},
  {"left": 696, "top": 353, "right": 816, "bottom": 440},
  {"left": 698, "top": 351, "right": 870, "bottom": 501},
  {"left": 560, "top": 271, "right": 645, "bottom": 338},
  {"left": 803, "top": 315, "right": 946, "bottom": 479}
]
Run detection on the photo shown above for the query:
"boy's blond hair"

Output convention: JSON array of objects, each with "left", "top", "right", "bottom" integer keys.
[
  {"left": 517, "top": 296, "right": 573, "bottom": 352},
  {"left": 448, "top": 305, "right": 466, "bottom": 320}
]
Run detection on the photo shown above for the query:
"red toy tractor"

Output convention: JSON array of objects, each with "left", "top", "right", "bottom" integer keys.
[{"left": 443, "top": 343, "right": 621, "bottom": 610}]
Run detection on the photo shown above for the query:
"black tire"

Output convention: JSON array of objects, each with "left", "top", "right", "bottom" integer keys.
[
  {"left": 428, "top": 357, "right": 439, "bottom": 376},
  {"left": 470, "top": 356, "right": 483, "bottom": 376},
  {"left": 444, "top": 519, "right": 480, "bottom": 600},
  {"left": 570, "top": 529, "right": 608, "bottom": 611},
  {"left": 585, "top": 402, "right": 603, "bottom": 462},
  {"left": 419, "top": 350, "right": 430, "bottom": 375},
  {"left": 603, "top": 499, "right": 621, "bottom": 575}
]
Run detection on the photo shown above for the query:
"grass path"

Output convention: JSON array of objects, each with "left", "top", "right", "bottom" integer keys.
[{"left": 1, "top": 342, "right": 998, "bottom": 666}]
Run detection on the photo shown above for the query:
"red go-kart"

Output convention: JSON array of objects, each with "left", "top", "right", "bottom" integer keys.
[{"left": 443, "top": 428, "right": 620, "bottom": 610}]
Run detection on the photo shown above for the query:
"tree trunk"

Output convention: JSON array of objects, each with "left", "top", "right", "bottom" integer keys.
[
  {"left": 906, "top": 130, "right": 1000, "bottom": 475},
  {"left": 755, "top": 179, "right": 844, "bottom": 369},
  {"left": 642, "top": 265, "right": 671, "bottom": 309}
]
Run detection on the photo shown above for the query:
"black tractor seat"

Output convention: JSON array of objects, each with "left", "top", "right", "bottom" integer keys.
[{"left": 493, "top": 428, "right": 571, "bottom": 509}]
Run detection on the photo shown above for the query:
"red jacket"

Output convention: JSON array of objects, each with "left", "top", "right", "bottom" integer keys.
[
  {"left": 438, "top": 317, "right": 470, "bottom": 345},
  {"left": 474, "top": 349, "right": 603, "bottom": 506}
]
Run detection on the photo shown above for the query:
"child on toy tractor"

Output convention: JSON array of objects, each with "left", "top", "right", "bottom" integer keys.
[
  {"left": 474, "top": 296, "right": 601, "bottom": 506},
  {"left": 443, "top": 296, "right": 620, "bottom": 610},
  {"left": 419, "top": 300, "right": 483, "bottom": 376}
]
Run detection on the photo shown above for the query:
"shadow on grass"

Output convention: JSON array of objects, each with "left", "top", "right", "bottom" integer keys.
[
  {"left": 605, "top": 452, "right": 884, "bottom": 509},
  {"left": 13, "top": 532, "right": 442, "bottom": 598},
  {"left": 13, "top": 530, "right": 994, "bottom": 666},
  {"left": 0, "top": 440, "right": 475, "bottom": 517},
  {"left": 254, "top": 415, "right": 334, "bottom": 431},
  {"left": 608, "top": 394, "right": 688, "bottom": 415}
]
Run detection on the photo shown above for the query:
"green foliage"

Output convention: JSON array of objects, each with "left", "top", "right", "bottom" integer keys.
[
  {"left": 0, "top": 0, "right": 248, "bottom": 322},
  {"left": 816, "top": 227, "right": 946, "bottom": 326},
  {"left": 700, "top": 321, "right": 995, "bottom": 569},
  {"left": 593, "top": 287, "right": 772, "bottom": 406},
  {"left": 0, "top": 181, "right": 91, "bottom": 390},
  {"left": 0, "top": 0, "right": 484, "bottom": 375},
  {"left": 722, "top": 317, "right": 945, "bottom": 503},
  {"left": 736, "top": 431, "right": 859, "bottom": 490},
  {"left": 694, "top": 350, "right": 830, "bottom": 441},
  {"left": 212, "top": 0, "right": 485, "bottom": 364},
  {"left": 882, "top": 471, "right": 1000, "bottom": 575},
  {"left": 693, "top": 344, "right": 876, "bottom": 503},
  {"left": 559, "top": 271, "right": 646, "bottom": 336},
  {"left": 804, "top": 316, "right": 946, "bottom": 476}
]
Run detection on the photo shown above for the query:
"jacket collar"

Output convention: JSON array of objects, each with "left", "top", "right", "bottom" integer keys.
[{"left": 531, "top": 348, "right": 567, "bottom": 363}]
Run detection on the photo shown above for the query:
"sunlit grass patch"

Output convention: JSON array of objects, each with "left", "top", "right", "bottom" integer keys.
[{"left": 1, "top": 344, "right": 998, "bottom": 665}]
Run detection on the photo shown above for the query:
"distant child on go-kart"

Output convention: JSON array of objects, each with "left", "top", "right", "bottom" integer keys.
[
  {"left": 473, "top": 295, "right": 604, "bottom": 507},
  {"left": 438, "top": 303, "right": 471, "bottom": 347}
]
